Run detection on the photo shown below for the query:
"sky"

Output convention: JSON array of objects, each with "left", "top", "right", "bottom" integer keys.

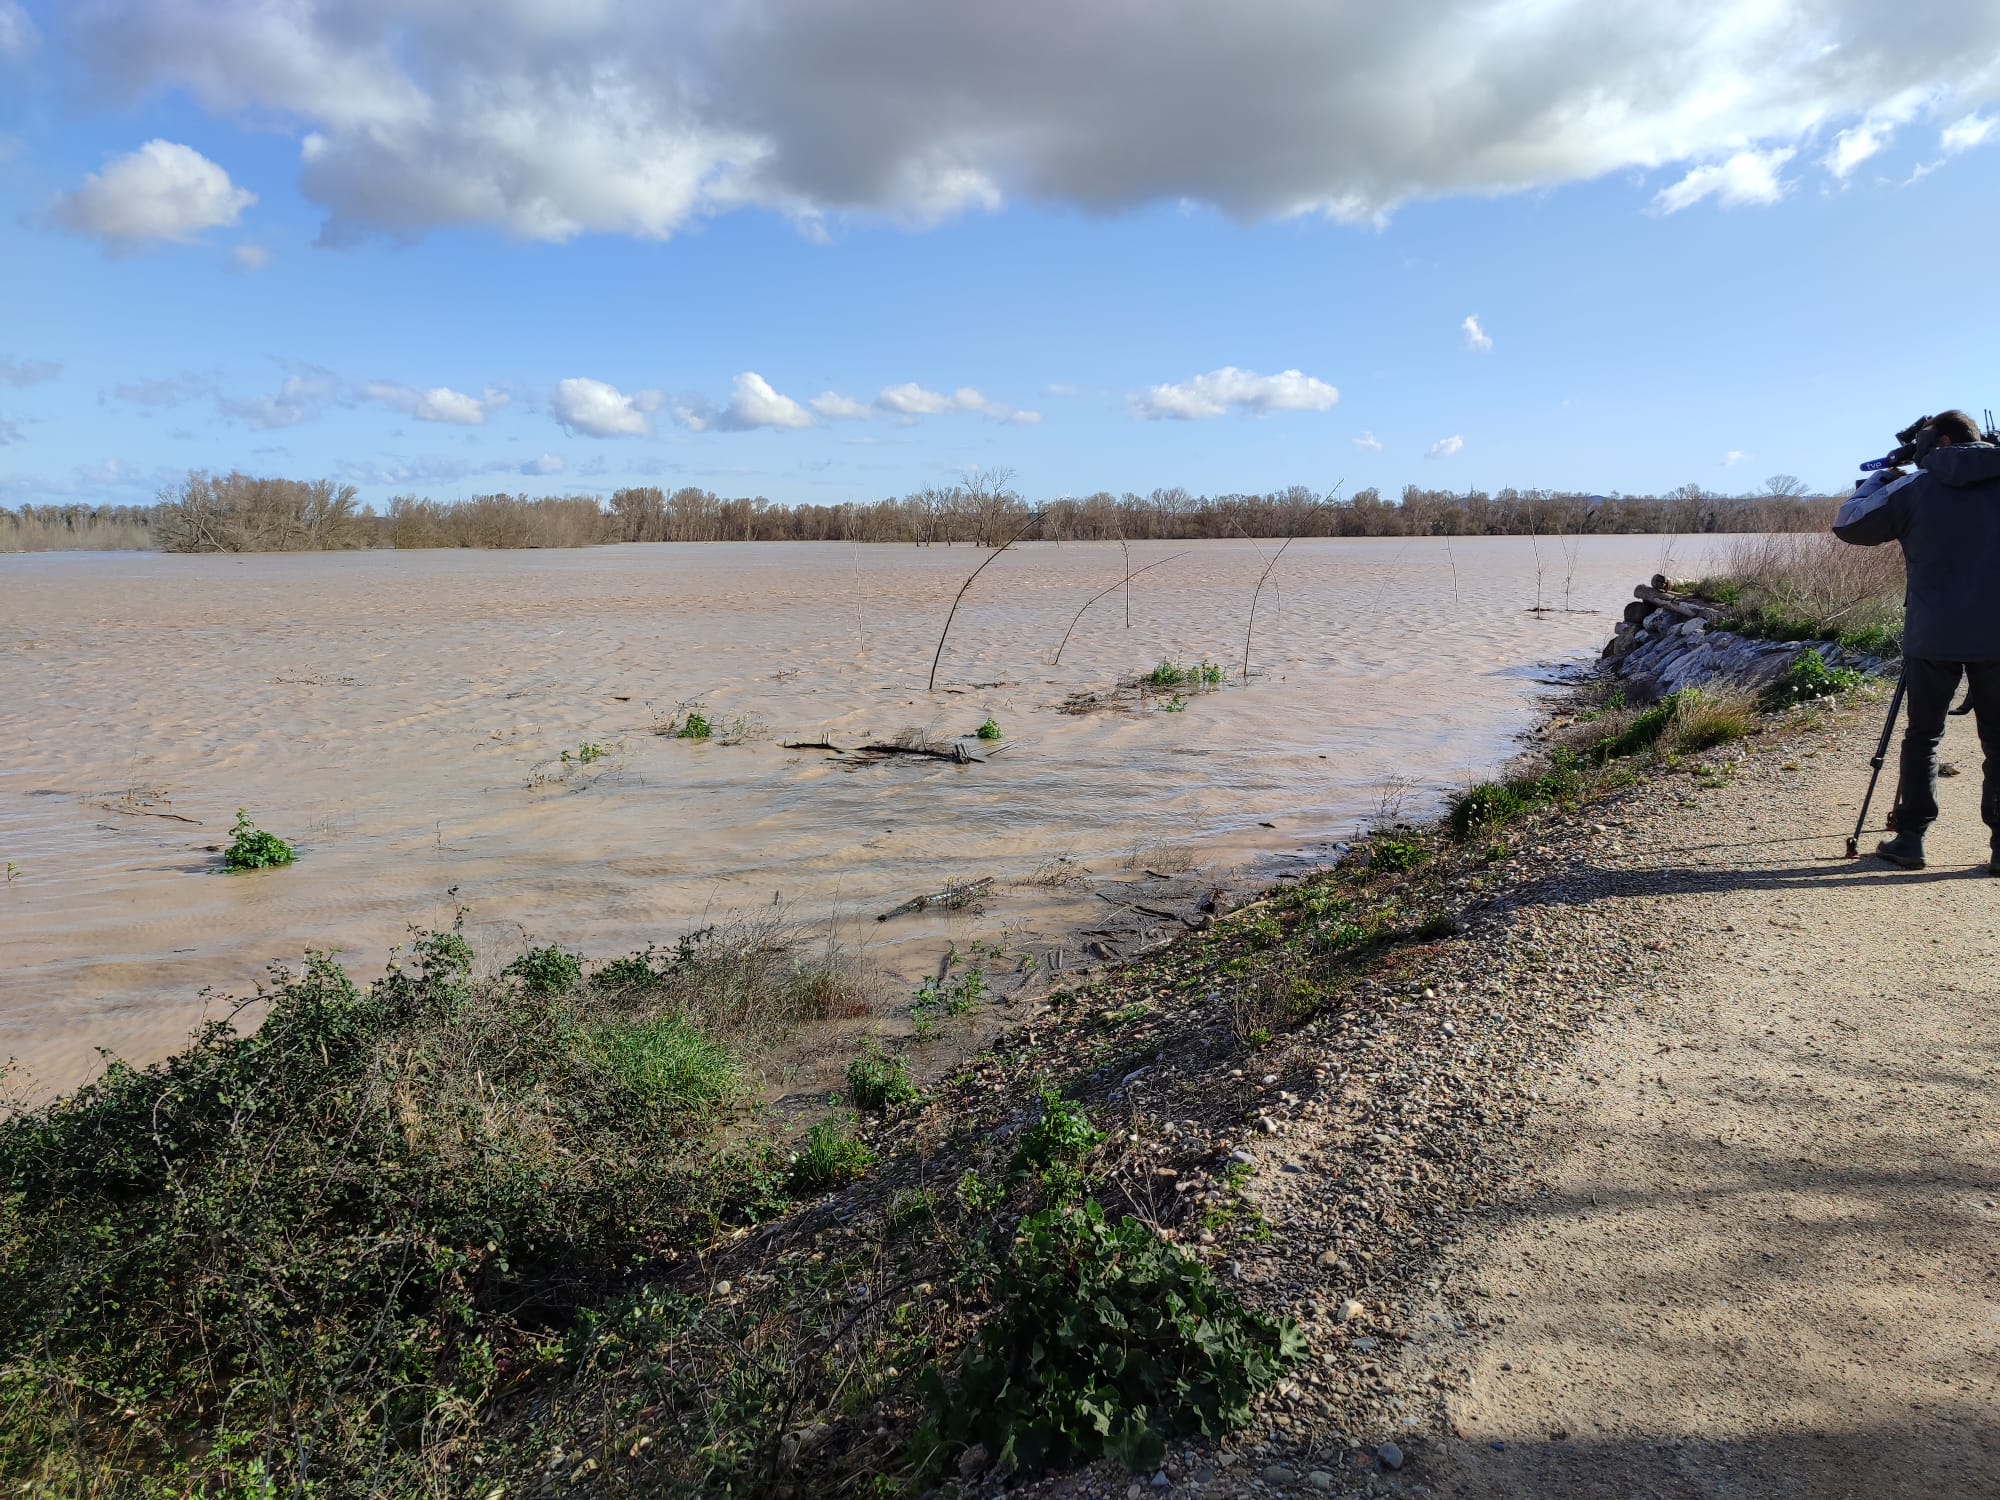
[{"left": 2, "top": 1, "right": 1999, "bottom": 512}]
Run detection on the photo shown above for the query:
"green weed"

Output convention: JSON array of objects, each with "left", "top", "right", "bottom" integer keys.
[
  {"left": 503, "top": 943, "right": 583, "bottom": 997},
  {"left": 676, "top": 708, "right": 713, "bottom": 740},
  {"left": 596, "top": 1013, "right": 737, "bottom": 1113},
  {"left": 976, "top": 716, "right": 1003, "bottom": 741},
  {"left": 846, "top": 1043, "right": 919, "bottom": 1112},
  {"left": 916, "top": 1199, "right": 1304, "bottom": 1477},
  {"left": 789, "top": 1118, "right": 876, "bottom": 1194},
  {"left": 221, "top": 809, "right": 295, "bottom": 870},
  {"left": 1761, "top": 650, "right": 1864, "bottom": 711}
]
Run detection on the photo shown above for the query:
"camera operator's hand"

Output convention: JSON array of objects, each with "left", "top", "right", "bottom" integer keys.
[{"left": 1851, "top": 468, "right": 1903, "bottom": 501}]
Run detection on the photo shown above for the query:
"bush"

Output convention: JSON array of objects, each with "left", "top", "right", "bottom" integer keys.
[
  {"left": 1667, "top": 686, "right": 1758, "bottom": 751},
  {"left": 1369, "top": 837, "right": 1427, "bottom": 872},
  {"left": 918, "top": 1200, "right": 1305, "bottom": 1476},
  {"left": 1761, "top": 650, "right": 1865, "bottom": 711},
  {"left": 676, "top": 709, "right": 713, "bottom": 740},
  {"left": 504, "top": 943, "right": 584, "bottom": 997},
  {"left": 846, "top": 1044, "right": 919, "bottom": 1112},
  {"left": 0, "top": 935, "right": 765, "bottom": 1493},
  {"left": 221, "top": 809, "right": 295, "bottom": 869},
  {"left": 789, "top": 1119, "right": 876, "bottom": 1194},
  {"left": 976, "top": 715, "right": 1003, "bottom": 740},
  {"left": 1702, "top": 532, "right": 1904, "bottom": 651},
  {"left": 1011, "top": 1085, "right": 1104, "bottom": 1176}
]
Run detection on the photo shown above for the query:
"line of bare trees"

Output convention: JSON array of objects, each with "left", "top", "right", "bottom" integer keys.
[{"left": 13, "top": 468, "right": 1840, "bottom": 555}]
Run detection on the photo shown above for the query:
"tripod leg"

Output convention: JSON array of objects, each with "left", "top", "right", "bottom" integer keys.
[{"left": 1848, "top": 674, "right": 1907, "bottom": 856}]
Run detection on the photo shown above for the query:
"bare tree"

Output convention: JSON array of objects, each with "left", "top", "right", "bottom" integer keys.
[{"left": 1764, "top": 473, "right": 1807, "bottom": 499}]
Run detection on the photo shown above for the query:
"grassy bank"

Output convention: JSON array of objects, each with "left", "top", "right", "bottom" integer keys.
[
  {"left": 1694, "top": 531, "right": 1904, "bottom": 656},
  {"left": 0, "top": 648, "right": 1877, "bottom": 1496}
]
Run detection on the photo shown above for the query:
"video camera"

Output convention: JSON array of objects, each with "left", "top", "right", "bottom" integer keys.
[{"left": 1861, "top": 409, "right": 2000, "bottom": 471}]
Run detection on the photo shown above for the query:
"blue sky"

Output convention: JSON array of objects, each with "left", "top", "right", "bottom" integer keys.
[{"left": 3, "top": 1, "right": 1999, "bottom": 511}]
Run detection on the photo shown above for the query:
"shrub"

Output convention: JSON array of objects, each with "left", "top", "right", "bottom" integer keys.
[
  {"left": 1011, "top": 1085, "right": 1104, "bottom": 1176},
  {"left": 0, "top": 937, "right": 767, "bottom": 1494},
  {"left": 910, "top": 968, "right": 986, "bottom": 1038},
  {"left": 596, "top": 1014, "right": 736, "bottom": 1113},
  {"left": 1142, "top": 659, "right": 1224, "bottom": 693},
  {"left": 504, "top": 943, "right": 584, "bottom": 997},
  {"left": 846, "top": 1043, "right": 919, "bottom": 1112},
  {"left": 676, "top": 709, "right": 713, "bottom": 740},
  {"left": 1450, "top": 781, "right": 1528, "bottom": 840},
  {"left": 221, "top": 809, "right": 295, "bottom": 869},
  {"left": 976, "top": 716, "right": 1003, "bottom": 741},
  {"left": 789, "top": 1119, "right": 876, "bottom": 1194},
  {"left": 1667, "top": 686, "right": 1758, "bottom": 752},
  {"left": 918, "top": 1200, "right": 1305, "bottom": 1477},
  {"left": 1369, "top": 837, "right": 1427, "bottom": 872},
  {"left": 1703, "top": 532, "right": 1904, "bottom": 650},
  {"left": 1761, "top": 650, "right": 1865, "bottom": 711}
]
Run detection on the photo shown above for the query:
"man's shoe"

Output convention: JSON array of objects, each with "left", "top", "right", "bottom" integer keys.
[
  {"left": 1874, "top": 831, "right": 1928, "bottom": 869},
  {"left": 1990, "top": 848, "right": 1999, "bottom": 877}
]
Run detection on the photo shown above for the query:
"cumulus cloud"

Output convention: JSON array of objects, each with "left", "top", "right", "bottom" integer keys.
[
  {"left": 0, "top": 1, "right": 37, "bottom": 59},
  {"left": 363, "top": 382, "right": 508, "bottom": 426},
  {"left": 552, "top": 377, "right": 664, "bottom": 437},
  {"left": 877, "top": 383, "right": 1038, "bottom": 424},
  {"left": 1724, "top": 449, "right": 1751, "bottom": 466},
  {"left": 1652, "top": 147, "right": 1796, "bottom": 213},
  {"left": 521, "top": 453, "right": 566, "bottom": 475},
  {"left": 1461, "top": 314, "right": 1493, "bottom": 352},
  {"left": 51, "top": 140, "right": 256, "bottom": 246},
  {"left": 218, "top": 370, "right": 336, "bottom": 431},
  {"left": 1353, "top": 430, "right": 1383, "bottom": 452},
  {"left": 67, "top": 2, "right": 2000, "bottom": 243},
  {"left": 1942, "top": 113, "right": 1997, "bottom": 153},
  {"left": 719, "top": 371, "right": 813, "bottom": 430},
  {"left": 811, "top": 391, "right": 873, "bottom": 420},
  {"left": 0, "top": 356, "right": 60, "bottom": 388},
  {"left": 1134, "top": 367, "right": 1338, "bottom": 421},
  {"left": 1428, "top": 435, "right": 1464, "bottom": 459},
  {"left": 233, "top": 243, "right": 270, "bottom": 270}
]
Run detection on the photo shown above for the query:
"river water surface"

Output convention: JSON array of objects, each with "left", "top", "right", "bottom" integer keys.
[{"left": 1, "top": 535, "right": 1729, "bottom": 1092}]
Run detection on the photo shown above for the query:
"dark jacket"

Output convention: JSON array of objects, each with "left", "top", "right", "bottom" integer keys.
[{"left": 1833, "top": 441, "right": 2000, "bottom": 661}]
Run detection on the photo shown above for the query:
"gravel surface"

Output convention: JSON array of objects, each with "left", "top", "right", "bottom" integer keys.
[{"left": 998, "top": 690, "right": 1996, "bottom": 1500}]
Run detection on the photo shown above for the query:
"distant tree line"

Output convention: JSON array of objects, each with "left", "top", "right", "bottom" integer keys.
[{"left": 4, "top": 468, "right": 1837, "bottom": 554}]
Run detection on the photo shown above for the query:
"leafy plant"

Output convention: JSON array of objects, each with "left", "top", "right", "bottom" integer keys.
[
  {"left": 504, "top": 943, "right": 583, "bottom": 998},
  {"left": 676, "top": 708, "right": 713, "bottom": 740},
  {"left": 846, "top": 1043, "right": 919, "bottom": 1112},
  {"left": 910, "top": 968, "right": 987, "bottom": 1039},
  {"left": 1370, "top": 837, "right": 1427, "bottom": 872},
  {"left": 1010, "top": 1085, "right": 1104, "bottom": 1176},
  {"left": 221, "top": 809, "right": 295, "bottom": 870},
  {"left": 976, "top": 716, "right": 1003, "bottom": 741},
  {"left": 917, "top": 1200, "right": 1304, "bottom": 1477},
  {"left": 1761, "top": 650, "right": 1864, "bottom": 711},
  {"left": 561, "top": 740, "right": 609, "bottom": 764},
  {"left": 789, "top": 1118, "right": 876, "bottom": 1194}
]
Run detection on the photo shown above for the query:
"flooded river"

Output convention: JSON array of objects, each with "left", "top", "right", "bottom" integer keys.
[{"left": 1, "top": 535, "right": 1729, "bottom": 1092}]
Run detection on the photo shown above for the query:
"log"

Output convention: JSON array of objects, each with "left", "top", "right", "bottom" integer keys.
[{"left": 876, "top": 876, "right": 994, "bottom": 922}]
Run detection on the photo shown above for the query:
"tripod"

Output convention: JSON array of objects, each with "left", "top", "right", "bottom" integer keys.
[{"left": 1847, "top": 674, "right": 1905, "bottom": 857}]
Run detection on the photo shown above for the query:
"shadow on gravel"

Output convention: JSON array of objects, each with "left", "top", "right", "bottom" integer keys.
[
  {"left": 1431, "top": 1418, "right": 2000, "bottom": 1500},
  {"left": 1521, "top": 856, "right": 1994, "bottom": 908}
]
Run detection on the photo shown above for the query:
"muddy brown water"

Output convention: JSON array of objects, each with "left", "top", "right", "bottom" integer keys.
[{"left": 0, "top": 536, "right": 1729, "bottom": 1095}]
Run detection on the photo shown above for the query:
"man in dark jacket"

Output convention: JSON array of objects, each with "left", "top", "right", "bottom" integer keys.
[{"left": 1833, "top": 409, "right": 2000, "bottom": 872}]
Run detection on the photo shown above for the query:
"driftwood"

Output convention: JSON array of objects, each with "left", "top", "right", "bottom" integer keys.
[
  {"left": 1633, "top": 583, "right": 1727, "bottom": 622},
  {"left": 876, "top": 876, "right": 994, "bottom": 922},
  {"left": 781, "top": 739, "right": 840, "bottom": 751},
  {"left": 93, "top": 802, "right": 203, "bottom": 825}
]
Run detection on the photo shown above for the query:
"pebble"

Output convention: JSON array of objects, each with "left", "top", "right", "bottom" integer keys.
[
  {"left": 714, "top": 1280, "right": 732, "bottom": 1295},
  {"left": 1378, "top": 1441, "right": 1405, "bottom": 1471},
  {"left": 1337, "top": 1298, "right": 1365, "bottom": 1322},
  {"left": 1308, "top": 1472, "right": 1335, "bottom": 1492},
  {"left": 1262, "top": 1465, "right": 1298, "bottom": 1485}
]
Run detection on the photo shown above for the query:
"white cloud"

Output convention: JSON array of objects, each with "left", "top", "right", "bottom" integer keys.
[
  {"left": 111, "top": 371, "right": 216, "bottom": 407},
  {"left": 877, "top": 383, "right": 1038, "bottom": 424},
  {"left": 719, "top": 371, "right": 814, "bottom": 430},
  {"left": 0, "top": 356, "right": 60, "bottom": 388},
  {"left": 1353, "top": 430, "right": 1383, "bottom": 452},
  {"left": 551, "top": 377, "right": 663, "bottom": 437},
  {"left": 0, "top": 1, "right": 37, "bottom": 59},
  {"left": 1943, "top": 113, "right": 1997, "bottom": 154},
  {"left": 0, "top": 417, "right": 23, "bottom": 446},
  {"left": 218, "top": 370, "right": 336, "bottom": 430},
  {"left": 1825, "top": 120, "right": 1893, "bottom": 179},
  {"left": 1652, "top": 147, "right": 1796, "bottom": 213},
  {"left": 363, "top": 382, "right": 507, "bottom": 426},
  {"left": 1428, "top": 435, "right": 1464, "bottom": 459},
  {"left": 1724, "top": 449, "right": 1751, "bottom": 467},
  {"left": 810, "top": 391, "right": 872, "bottom": 420},
  {"left": 51, "top": 140, "right": 257, "bottom": 246},
  {"left": 521, "top": 453, "right": 566, "bottom": 475},
  {"left": 232, "top": 243, "right": 270, "bottom": 270},
  {"left": 1461, "top": 314, "right": 1493, "bottom": 352},
  {"left": 1134, "top": 367, "right": 1338, "bottom": 421},
  {"left": 68, "top": 2, "right": 2000, "bottom": 243}
]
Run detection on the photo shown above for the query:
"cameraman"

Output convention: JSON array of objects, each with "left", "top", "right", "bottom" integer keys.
[{"left": 1833, "top": 409, "right": 2000, "bottom": 872}]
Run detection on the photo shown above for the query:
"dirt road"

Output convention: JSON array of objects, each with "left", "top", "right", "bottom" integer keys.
[{"left": 1426, "top": 699, "right": 2000, "bottom": 1498}]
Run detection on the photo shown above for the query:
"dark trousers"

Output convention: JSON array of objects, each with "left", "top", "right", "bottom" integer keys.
[{"left": 1897, "top": 656, "right": 2000, "bottom": 841}]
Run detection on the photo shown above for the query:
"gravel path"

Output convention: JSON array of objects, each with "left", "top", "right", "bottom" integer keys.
[{"left": 1416, "top": 694, "right": 2000, "bottom": 1498}]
